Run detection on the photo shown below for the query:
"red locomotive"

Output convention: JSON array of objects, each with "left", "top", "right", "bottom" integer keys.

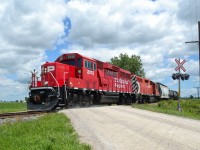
[{"left": 28, "top": 53, "right": 178, "bottom": 110}]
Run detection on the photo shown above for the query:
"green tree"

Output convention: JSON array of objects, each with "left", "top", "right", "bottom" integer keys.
[
  {"left": 189, "top": 95, "right": 194, "bottom": 99},
  {"left": 110, "top": 53, "right": 145, "bottom": 77}
]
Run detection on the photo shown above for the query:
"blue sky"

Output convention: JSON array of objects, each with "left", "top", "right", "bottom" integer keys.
[{"left": 0, "top": 0, "right": 199, "bottom": 101}]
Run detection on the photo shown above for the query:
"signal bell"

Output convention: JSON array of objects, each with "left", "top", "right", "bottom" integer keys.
[{"left": 172, "top": 73, "right": 190, "bottom": 80}]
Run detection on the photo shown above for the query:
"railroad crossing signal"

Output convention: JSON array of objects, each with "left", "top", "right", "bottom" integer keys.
[
  {"left": 172, "top": 58, "right": 189, "bottom": 112},
  {"left": 172, "top": 73, "right": 190, "bottom": 80},
  {"left": 175, "top": 58, "right": 186, "bottom": 72}
]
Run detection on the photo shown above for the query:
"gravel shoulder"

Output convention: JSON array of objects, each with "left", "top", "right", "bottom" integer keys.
[{"left": 60, "top": 106, "right": 200, "bottom": 150}]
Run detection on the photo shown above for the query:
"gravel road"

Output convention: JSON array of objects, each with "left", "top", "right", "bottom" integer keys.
[{"left": 60, "top": 106, "right": 200, "bottom": 150}]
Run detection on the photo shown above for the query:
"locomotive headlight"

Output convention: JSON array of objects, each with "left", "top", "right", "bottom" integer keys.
[
  {"left": 78, "top": 70, "right": 81, "bottom": 74},
  {"left": 45, "top": 81, "right": 48, "bottom": 86},
  {"left": 69, "top": 82, "right": 73, "bottom": 87},
  {"left": 44, "top": 67, "right": 47, "bottom": 73}
]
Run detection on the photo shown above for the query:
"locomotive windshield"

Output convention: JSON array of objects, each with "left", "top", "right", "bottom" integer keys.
[
  {"left": 62, "top": 60, "right": 75, "bottom": 66},
  {"left": 61, "top": 58, "right": 82, "bottom": 67},
  {"left": 77, "top": 58, "right": 82, "bottom": 67}
]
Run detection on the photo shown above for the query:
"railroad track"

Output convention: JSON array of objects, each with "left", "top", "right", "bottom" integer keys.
[{"left": 0, "top": 110, "right": 48, "bottom": 119}]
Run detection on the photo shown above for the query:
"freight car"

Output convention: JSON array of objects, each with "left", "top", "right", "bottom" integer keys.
[
  {"left": 27, "top": 53, "right": 177, "bottom": 110},
  {"left": 156, "top": 83, "right": 178, "bottom": 100}
]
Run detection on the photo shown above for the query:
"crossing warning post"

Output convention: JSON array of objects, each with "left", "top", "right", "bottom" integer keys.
[{"left": 172, "top": 58, "right": 187, "bottom": 111}]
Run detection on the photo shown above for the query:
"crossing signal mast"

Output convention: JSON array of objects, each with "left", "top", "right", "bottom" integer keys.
[{"left": 172, "top": 58, "right": 189, "bottom": 111}]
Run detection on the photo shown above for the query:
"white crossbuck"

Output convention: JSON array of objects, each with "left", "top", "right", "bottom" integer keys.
[{"left": 175, "top": 59, "right": 186, "bottom": 72}]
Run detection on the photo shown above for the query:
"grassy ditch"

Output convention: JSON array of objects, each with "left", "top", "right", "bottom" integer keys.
[
  {"left": 0, "top": 113, "right": 91, "bottom": 150},
  {"left": 0, "top": 102, "right": 27, "bottom": 113},
  {"left": 132, "top": 100, "right": 200, "bottom": 120}
]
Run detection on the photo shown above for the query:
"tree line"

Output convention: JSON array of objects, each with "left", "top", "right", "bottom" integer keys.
[{"left": 110, "top": 53, "right": 145, "bottom": 77}]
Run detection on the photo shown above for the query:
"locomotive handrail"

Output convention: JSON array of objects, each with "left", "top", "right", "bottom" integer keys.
[
  {"left": 48, "top": 71, "right": 60, "bottom": 97},
  {"left": 64, "top": 72, "right": 69, "bottom": 99}
]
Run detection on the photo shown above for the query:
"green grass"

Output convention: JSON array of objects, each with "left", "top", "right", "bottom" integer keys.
[
  {"left": 0, "top": 102, "right": 27, "bottom": 113},
  {"left": 132, "top": 100, "right": 200, "bottom": 120},
  {"left": 0, "top": 113, "right": 91, "bottom": 150}
]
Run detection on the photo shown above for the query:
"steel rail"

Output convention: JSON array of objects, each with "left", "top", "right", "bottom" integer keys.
[{"left": 0, "top": 110, "right": 48, "bottom": 119}]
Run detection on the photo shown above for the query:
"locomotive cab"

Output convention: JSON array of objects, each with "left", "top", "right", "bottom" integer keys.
[{"left": 57, "top": 53, "right": 83, "bottom": 79}]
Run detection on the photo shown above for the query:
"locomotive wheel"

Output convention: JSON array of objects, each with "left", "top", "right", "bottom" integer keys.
[
  {"left": 141, "top": 96, "right": 145, "bottom": 104},
  {"left": 93, "top": 94, "right": 101, "bottom": 105},
  {"left": 85, "top": 94, "right": 92, "bottom": 107},
  {"left": 126, "top": 96, "right": 132, "bottom": 105},
  {"left": 117, "top": 94, "right": 123, "bottom": 105},
  {"left": 79, "top": 93, "right": 92, "bottom": 107},
  {"left": 133, "top": 96, "right": 137, "bottom": 103},
  {"left": 79, "top": 93, "right": 84, "bottom": 107},
  {"left": 121, "top": 96, "right": 127, "bottom": 105},
  {"left": 145, "top": 96, "right": 150, "bottom": 103},
  {"left": 137, "top": 94, "right": 144, "bottom": 104},
  {"left": 68, "top": 93, "right": 74, "bottom": 106},
  {"left": 121, "top": 95, "right": 132, "bottom": 105}
]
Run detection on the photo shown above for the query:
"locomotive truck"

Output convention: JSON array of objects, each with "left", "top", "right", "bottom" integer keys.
[{"left": 27, "top": 53, "right": 178, "bottom": 110}]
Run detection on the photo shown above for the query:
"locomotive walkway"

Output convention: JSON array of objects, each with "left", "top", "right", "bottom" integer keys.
[{"left": 61, "top": 106, "right": 200, "bottom": 150}]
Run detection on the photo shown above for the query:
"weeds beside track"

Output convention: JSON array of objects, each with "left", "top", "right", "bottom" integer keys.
[{"left": 132, "top": 100, "right": 200, "bottom": 120}]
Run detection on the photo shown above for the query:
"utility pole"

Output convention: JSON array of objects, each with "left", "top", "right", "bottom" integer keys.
[
  {"left": 178, "top": 58, "right": 181, "bottom": 111},
  {"left": 194, "top": 87, "right": 200, "bottom": 100},
  {"left": 185, "top": 21, "right": 200, "bottom": 89}
]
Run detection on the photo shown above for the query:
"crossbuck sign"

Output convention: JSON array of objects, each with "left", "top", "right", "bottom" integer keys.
[{"left": 175, "top": 59, "right": 186, "bottom": 72}]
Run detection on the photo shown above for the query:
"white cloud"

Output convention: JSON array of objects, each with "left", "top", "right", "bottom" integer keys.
[
  {"left": 66, "top": 0, "right": 180, "bottom": 48},
  {"left": 0, "top": 0, "right": 67, "bottom": 101}
]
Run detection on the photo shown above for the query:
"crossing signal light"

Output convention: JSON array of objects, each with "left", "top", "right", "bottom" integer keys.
[
  {"left": 182, "top": 73, "right": 190, "bottom": 80},
  {"left": 181, "top": 74, "right": 185, "bottom": 80},
  {"left": 172, "top": 73, "right": 181, "bottom": 80},
  {"left": 172, "top": 73, "right": 176, "bottom": 80},
  {"left": 172, "top": 73, "right": 190, "bottom": 80}
]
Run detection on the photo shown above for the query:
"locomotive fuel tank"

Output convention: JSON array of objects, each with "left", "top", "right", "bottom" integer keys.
[{"left": 100, "top": 92, "right": 119, "bottom": 104}]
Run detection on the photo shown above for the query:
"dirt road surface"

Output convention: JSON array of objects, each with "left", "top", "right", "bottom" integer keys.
[{"left": 60, "top": 106, "right": 200, "bottom": 150}]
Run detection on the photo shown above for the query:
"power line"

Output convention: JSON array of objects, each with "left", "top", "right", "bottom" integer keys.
[
  {"left": 189, "top": 0, "right": 194, "bottom": 41},
  {"left": 185, "top": 22, "right": 200, "bottom": 88},
  {"left": 195, "top": 0, "right": 198, "bottom": 22}
]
